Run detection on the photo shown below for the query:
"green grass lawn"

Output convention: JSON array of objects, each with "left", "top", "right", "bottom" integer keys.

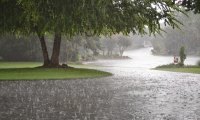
[
  {"left": 156, "top": 68, "right": 200, "bottom": 74},
  {"left": 0, "top": 61, "right": 100, "bottom": 68},
  {"left": 0, "top": 62, "right": 112, "bottom": 80},
  {"left": 0, "top": 61, "right": 42, "bottom": 68}
]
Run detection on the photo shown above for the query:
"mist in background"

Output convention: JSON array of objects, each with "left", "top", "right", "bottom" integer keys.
[{"left": 0, "top": 12, "right": 200, "bottom": 63}]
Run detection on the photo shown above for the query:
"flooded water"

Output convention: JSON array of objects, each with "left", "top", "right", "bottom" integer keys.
[
  {"left": 0, "top": 48, "right": 200, "bottom": 120},
  {"left": 86, "top": 47, "right": 200, "bottom": 69}
]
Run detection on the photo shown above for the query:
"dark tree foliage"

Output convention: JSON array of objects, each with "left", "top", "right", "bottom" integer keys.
[
  {"left": 0, "top": 0, "right": 182, "bottom": 67},
  {"left": 178, "top": 0, "right": 200, "bottom": 13}
]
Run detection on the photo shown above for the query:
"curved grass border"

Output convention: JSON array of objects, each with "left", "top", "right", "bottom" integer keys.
[
  {"left": 155, "top": 67, "right": 200, "bottom": 74},
  {"left": 0, "top": 68, "right": 112, "bottom": 81},
  {"left": 154, "top": 64, "right": 200, "bottom": 74}
]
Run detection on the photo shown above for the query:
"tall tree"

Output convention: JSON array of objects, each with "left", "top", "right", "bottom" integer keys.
[{"left": 1, "top": 0, "right": 182, "bottom": 68}]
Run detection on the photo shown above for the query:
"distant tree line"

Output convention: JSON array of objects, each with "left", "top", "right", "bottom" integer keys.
[
  {"left": 100, "top": 34, "right": 132, "bottom": 58},
  {"left": 0, "top": 34, "right": 42, "bottom": 61},
  {"left": 0, "top": 34, "right": 132, "bottom": 62}
]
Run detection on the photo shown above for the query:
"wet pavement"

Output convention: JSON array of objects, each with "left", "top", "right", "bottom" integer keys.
[{"left": 0, "top": 48, "right": 200, "bottom": 120}]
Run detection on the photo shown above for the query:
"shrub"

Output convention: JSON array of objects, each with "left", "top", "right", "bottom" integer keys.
[
  {"left": 197, "top": 60, "right": 200, "bottom": 66},
  {"left": 179, "top": 46, "right": 186, "bottom": 66}
]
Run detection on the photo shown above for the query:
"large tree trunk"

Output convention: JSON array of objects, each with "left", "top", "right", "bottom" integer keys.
[
  {"left": 38, "top": 34, "right": 50, "bottom": 66},
  {"left": 37, "top": 32, "right": 70, "bottom": 68},
  {"left": 50, "top": 32, "right": 62, "bottom": 66}
]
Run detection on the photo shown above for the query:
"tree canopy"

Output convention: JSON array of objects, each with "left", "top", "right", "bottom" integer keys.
[
  {"left": 0, "top": 0, "right": 183, "bottom": 67},
  {"left": 1, "top": 0, "right": 182, "bottom": 35}
]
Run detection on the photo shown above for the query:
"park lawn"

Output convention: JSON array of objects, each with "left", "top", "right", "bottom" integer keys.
[
  {"left": 156, "top": 67, "right": 200, "bottom": 74},
  {"left": 0, "top": 61, "right": 100, "bottom": 69},
  {"left": 0, "top": 61, "right": 42, "bottom": 68},
  {"left": 0, "top": 62, "right": 111, "bottom": 80}
]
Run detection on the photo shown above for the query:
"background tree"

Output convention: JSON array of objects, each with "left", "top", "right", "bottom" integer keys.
[
  {"left": 1, "top": 0, "right": 182, "bottom": 68},
  {"left": 102, "top": 37, "right": 116, "bottom": 56},
  {"left": 61, "top": 35, "right": 101, "bottom": 62},
  {"left": 0, "top": 34, "right": 42, "bottom": 61},
  {"left": 116, "top": 36, "right": 132, "bottom": 57},
  {"left": 151, "top": 12, "right": 200, "bottom": 55}
]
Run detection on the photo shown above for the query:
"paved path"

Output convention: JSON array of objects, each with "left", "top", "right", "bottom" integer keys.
[{"left": 0, "top": 67, "right": 200, "bottom": 120}]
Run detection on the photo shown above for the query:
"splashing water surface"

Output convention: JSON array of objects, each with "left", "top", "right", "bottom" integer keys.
[{"left": 0, "top": 48, "right": 200, "bottom": 120}]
